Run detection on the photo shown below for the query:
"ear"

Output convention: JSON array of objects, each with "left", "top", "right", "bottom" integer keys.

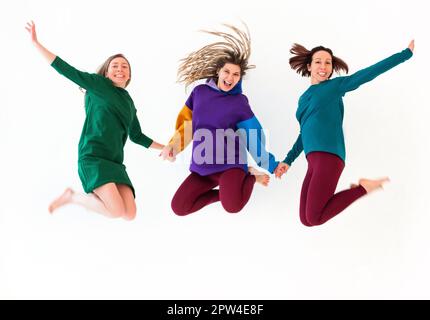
[{"left": 307, "top": 63, "right": 311, "bottom": 72}]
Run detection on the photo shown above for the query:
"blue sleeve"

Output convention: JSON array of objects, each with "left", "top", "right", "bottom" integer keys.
[
  {"left": 283, "top": 134, "right": 303, "bottom": 165},
  {"left": 236, "top": 116, "right": 279, "bottom": 173},
  {"left": 338, "top": 48, "right": 413, "bottom": 93}
]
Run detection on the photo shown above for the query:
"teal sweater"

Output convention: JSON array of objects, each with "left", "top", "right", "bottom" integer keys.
[{"left": 283, "top": 48, "right": 413, "bottom": 165}]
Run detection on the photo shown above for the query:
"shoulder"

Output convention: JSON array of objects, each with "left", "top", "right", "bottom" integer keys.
[
  {"left": 238, "top": 93, "right": 250, "bottom": 104},
  {"left": 236, "top": 93, "right": 254, "bottom": 119},
  {"left": 185, "top": 84, "right": 208, "bottom": 100},
  {"left": 192, "top": 84, "right": 208, "bottom": 94},
  {"left": 327, "top": 77, "right": 344, "bottom": 86}
]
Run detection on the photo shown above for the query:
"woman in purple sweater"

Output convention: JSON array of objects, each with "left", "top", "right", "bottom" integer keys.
[{"left": 161, "top": 24, "right": 281, "bottom": 215}]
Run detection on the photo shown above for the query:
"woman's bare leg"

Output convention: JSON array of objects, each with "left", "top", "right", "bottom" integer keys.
[
  {"left": 117, "top": 184, "right": 137, "bottom": 220},
  {"left": 49, "top": 183, "right": 130, "bottom": 219},
  {"left": 359, "top": 177, "right": 390, "bottom": 193}
]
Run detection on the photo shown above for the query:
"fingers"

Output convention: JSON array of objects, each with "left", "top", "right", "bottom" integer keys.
[
  {"left": 160, "top": 146, "right": 173, "bottom": 161},
  {"left": 25, "top": 21, "right": 34, "bottom": 30},
  {"left": 408, "top": 39, "right": 415, "bottom": 52},
  {"left": 25, "top": 21, "right": 36, "bottom": 41}
]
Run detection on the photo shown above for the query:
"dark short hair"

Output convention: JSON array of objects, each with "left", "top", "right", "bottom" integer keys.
[{"left": 289, "top": 43, "right": 348, "bottom": 78}]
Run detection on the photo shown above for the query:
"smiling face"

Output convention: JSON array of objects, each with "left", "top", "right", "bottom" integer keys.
[
  {"left": 307, "top": 50, "right": 333, "bottom": 84},
  {"left": 217, "top": 63, "right": 241, "bottom": 91},
  {"left": 105, "top": 57, "right": 130, "bottom": 88}
]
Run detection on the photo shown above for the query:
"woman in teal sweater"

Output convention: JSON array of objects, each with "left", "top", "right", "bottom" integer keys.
[
  {"left": 26, "top": 21, "right": 164, "bottom": 220},
  {"left": 276, "top": 40, "right": 414, "bottom": 226}
]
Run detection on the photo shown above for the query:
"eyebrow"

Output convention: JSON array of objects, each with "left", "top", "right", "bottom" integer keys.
[
  {"left": 314, "top": 58, "right": 332, "bottom": 62},
  {"left": 111, "top": 63, "right": 129, "bottom": 66}
]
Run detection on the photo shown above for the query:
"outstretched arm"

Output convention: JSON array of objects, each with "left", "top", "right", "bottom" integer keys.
[
  {"left": 338, "top": 40, "right": 414, "bottom": 93},
  {"left": 26, "top": 21, "right": 110, "bottom": 94},
  {"left": 25, "top": 21, "right": 56, "bottom": 64}
]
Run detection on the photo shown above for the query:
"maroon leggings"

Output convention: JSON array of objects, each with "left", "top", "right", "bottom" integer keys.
[
  {"left": 300, "top": 152, "right": 367, "bottom": 226},
  {"left": 171, "top": 168, "right": 256, "bottom": 216}
]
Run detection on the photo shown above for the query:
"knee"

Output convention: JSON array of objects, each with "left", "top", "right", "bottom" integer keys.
[
  {"left": 122, "top": 208, "right": 137, "bottom": 221},
  {"left": 300, "top": 214, "right": 314, "bottom": 227},
  {"left": 171, "top": 197, "right": 191, "bottom": 216},
  {"left": 108, "top": 204, "right": 128, "bottom": 219},
  {"left": 221, "top": 201, "right": 244, "bottom": 214},
  {"left": 111, "top": 209, "right": 127, "bottom": 219},
  {"left": 301, "top": 220, "right": 315, "bottom": 227},
  {"left": 304, "top": 213, "right": 322, "bottom": 227}
]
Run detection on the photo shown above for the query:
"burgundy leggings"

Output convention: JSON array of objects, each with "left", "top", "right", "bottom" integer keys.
[
  {"left": 300, "top": 152, "right": 367, "bottom": 226},
  {"left": 171, "top": 168, "right": 256, "bottom": 216}
]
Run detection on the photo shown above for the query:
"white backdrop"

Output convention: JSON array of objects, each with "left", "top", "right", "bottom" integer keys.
[{"left": 0, "top": 0, "right": 429, "bottom": 299}]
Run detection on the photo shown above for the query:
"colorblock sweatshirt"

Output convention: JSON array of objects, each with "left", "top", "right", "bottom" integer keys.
[{"left": 169, "top": 79, "right": 279, "bottom": 176}]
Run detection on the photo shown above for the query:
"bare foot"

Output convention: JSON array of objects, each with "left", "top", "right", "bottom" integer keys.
[
  {"left": 248, "top": 166, "right": 270, "bottom": 187},
  {"left": 359, "top": 177, "right": 390, "bottom": 194},
  {"left": 48, "top": 188, "right": 74, "bottom": 214}
]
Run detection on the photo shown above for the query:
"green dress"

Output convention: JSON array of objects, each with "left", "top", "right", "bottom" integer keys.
[{"left": 51, "top": 57, "right": 153, "bottom": 196}]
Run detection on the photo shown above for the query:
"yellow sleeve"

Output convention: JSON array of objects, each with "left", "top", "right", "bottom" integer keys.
[{"left": 168, "top": 105, "right": 193, "bottom": 152}]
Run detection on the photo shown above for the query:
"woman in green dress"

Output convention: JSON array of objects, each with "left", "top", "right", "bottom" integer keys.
[{"left": 26, "top": 21, "right": 164, "bottom": 220}]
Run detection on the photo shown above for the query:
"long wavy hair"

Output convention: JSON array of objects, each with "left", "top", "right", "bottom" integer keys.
[
  {"left": 177, "top": 23, "right": 255, "bottom": 87},
  {"left": 289, "top": 43, "right": 348, "bottom": 78}
]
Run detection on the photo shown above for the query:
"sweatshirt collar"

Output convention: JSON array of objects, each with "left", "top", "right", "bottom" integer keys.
[{"left": 205, "top": 78, "right": 243, "bottom": 95}]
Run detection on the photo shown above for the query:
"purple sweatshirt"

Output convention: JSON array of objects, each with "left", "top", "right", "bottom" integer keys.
[{"left": 184, "top": 80, "right": 278, "bottom": 176}]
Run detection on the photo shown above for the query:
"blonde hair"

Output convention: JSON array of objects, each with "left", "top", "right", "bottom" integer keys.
[
  {"left": 177, "top": 23, "right": 255, "bottom": 87},
  {"left": 97, "top": 53, "right": 132, "bottom": 87}
]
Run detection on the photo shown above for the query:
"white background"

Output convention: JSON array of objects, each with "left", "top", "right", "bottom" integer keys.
[{"left": 0, "top": 0, "right": 428, "bottom": 299}]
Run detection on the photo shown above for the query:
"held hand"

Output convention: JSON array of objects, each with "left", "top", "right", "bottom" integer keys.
[
  {"left": 408, "top": 40, "right": 414, "bottom": 53},
  {"left": 25, "top": 21, "right": 38, "bottom": 44},
  {"left": 274, "top": 162, "right": 289, "bottom": 179},
  {"left": 159, "top": 145, "right": 176, "bottom": 162}
]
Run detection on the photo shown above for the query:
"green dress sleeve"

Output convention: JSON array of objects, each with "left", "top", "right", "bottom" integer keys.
[
  {"left": 129, "top": 110, "right": 153, "bottom": 148},
  {"left": 51, "top": 56, "right": 112, "bottom": 95},
  {"left": 337, "top": 48, "right": 413, "bottom": 93}
]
